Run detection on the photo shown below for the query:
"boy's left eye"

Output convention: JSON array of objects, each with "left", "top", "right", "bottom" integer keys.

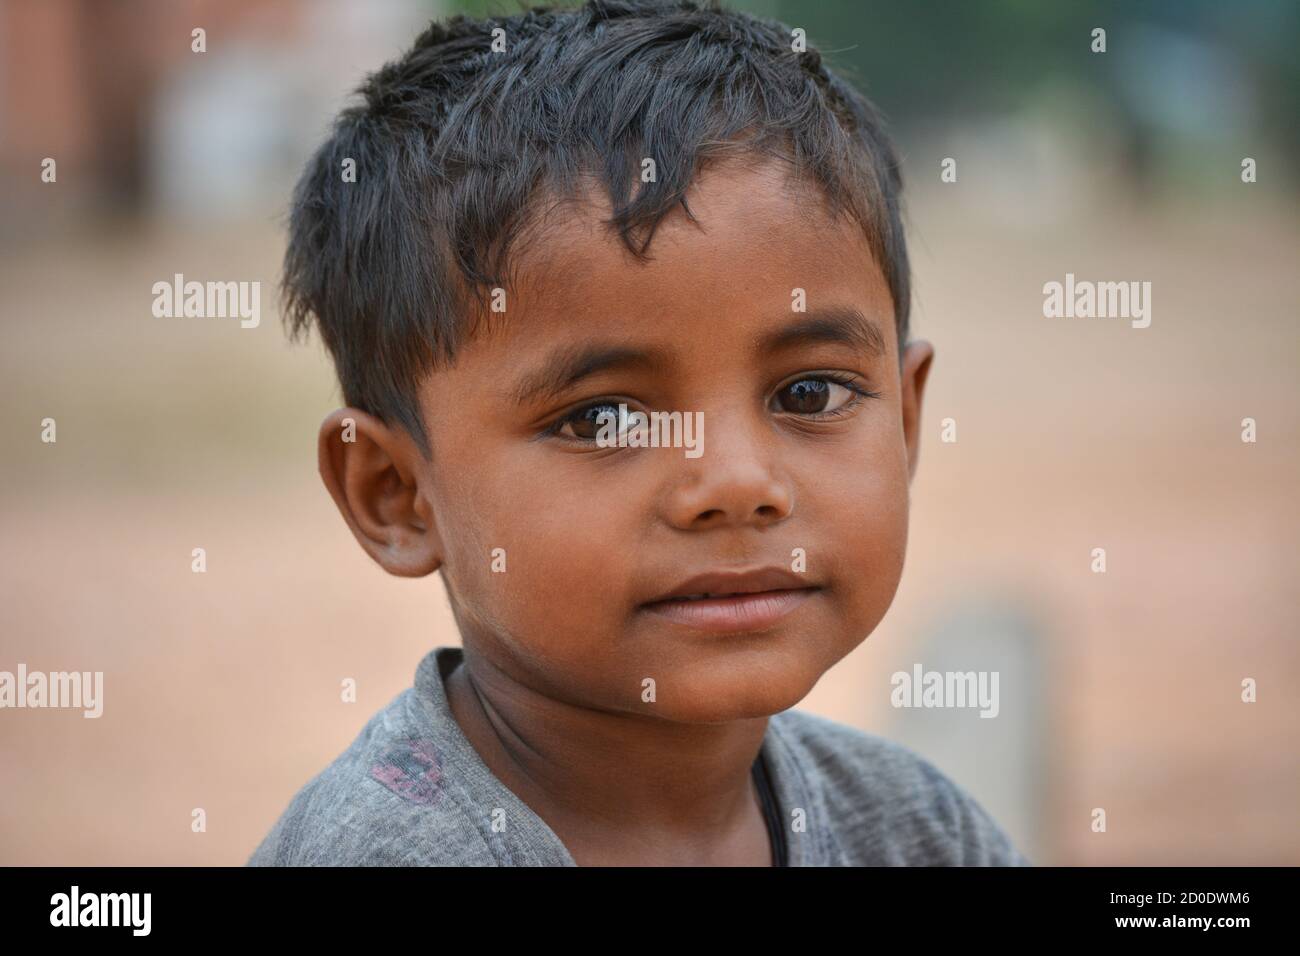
[{"left": 771, "top": 377, "right": 872, "bottom": 416}]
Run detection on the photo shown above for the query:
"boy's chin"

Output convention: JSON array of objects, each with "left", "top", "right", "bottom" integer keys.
[
  {"left": 625, "top": 648, "right": 833, "bottom": 724},
  {"left": 645, "top": 681, "right": 815, "bottom": 724}
]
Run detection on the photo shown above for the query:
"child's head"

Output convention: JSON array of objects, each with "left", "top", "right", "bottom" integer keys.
[{"left": 285, "top": 0, "right": 933, "bottom": 720}]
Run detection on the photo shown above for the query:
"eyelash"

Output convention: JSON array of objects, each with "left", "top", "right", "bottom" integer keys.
[
  {"left": 540, "top": 373, "right": 881, "bottom": 443},
  {"left": 773, "top": 372, "right": 881, "bottom": 421}
]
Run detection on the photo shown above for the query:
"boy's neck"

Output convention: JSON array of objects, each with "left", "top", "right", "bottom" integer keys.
[{"left": 443, "top": 652, "right": 775, "bottom": 866}]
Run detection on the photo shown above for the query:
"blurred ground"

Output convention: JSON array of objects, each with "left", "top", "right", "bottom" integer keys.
[{"left": 0, "top": 189, "right": 1296, "bottom": 865}]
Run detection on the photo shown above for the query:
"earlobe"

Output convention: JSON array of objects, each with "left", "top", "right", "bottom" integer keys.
[
  {"left": 899, "top": 340, "right": 935, "bottom": 483},
  {"left": 317, "top": 408, "right": 443, "bottom": 577}
]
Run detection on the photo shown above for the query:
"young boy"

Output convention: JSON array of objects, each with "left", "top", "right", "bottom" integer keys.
[{"left": 249, "top": 0, "right": 1029, "bottom": 866}]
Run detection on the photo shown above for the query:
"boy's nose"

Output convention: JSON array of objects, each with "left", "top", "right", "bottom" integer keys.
[{"left": 663, "top": 423, "right": 794, "bottom": 531}]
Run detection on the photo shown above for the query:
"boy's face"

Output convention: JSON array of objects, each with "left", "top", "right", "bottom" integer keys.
[{"left": 328, "top": 156, "right": 932, "bottom": 722}]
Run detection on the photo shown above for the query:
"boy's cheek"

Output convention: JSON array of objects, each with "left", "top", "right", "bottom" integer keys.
[
  {"left": 446, "top": 491, "right": 636, "bottom": 628},
  {"left": 808, "top": 459, "right": 910, "bottom": 615}
]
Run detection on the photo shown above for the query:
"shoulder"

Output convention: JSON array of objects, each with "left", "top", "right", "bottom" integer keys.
[
  {"left": 770, "top": 708, "right": 1032, "bottom": 866},
  {"left": 246, "top": 689, "right": 494, "bottom": 866}
]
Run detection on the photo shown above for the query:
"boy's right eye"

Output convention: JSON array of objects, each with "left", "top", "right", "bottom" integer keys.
[{"left": 549, "top": 402, "right": 625, "bottom": 442}]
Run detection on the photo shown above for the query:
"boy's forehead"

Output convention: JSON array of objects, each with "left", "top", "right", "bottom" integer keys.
[{"left": 474, "top": 158, "right": 896, "bottom": 362}]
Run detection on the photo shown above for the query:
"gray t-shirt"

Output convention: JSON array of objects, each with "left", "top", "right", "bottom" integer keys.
[{"left": 247, "top": 646, "right": 1031, "bottom": 866}]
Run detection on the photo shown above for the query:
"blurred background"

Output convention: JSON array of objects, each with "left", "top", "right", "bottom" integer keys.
[{"left": 1, "top": 0, "right": 1296, "bottom": 865}]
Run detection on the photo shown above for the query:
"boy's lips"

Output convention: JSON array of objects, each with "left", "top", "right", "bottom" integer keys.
[{"left": 639, "top": 567, "right": 821, "bottom": 633}]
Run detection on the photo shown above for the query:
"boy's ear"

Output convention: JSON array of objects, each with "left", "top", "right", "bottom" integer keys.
[
  {"left": 899, "top": 339, "right": 935, "bottom": 483},
  {"left": 317, "top": 408, "right": 443, "bottom": 577}
]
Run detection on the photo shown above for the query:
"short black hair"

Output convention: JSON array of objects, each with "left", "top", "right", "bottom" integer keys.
[{"left": 282, "top": 0, "right": 910, "bottom": 458}]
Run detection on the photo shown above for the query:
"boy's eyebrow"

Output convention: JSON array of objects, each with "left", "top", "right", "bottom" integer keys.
[
  {"left": 759, "top": 306, "right": 887, "bottom": 358},
  {"left": 511, "top": 344, "right": 671, "bottom": 406},
  {"left": 511, "top": 306, "right": 885, "bottom": 406}
]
